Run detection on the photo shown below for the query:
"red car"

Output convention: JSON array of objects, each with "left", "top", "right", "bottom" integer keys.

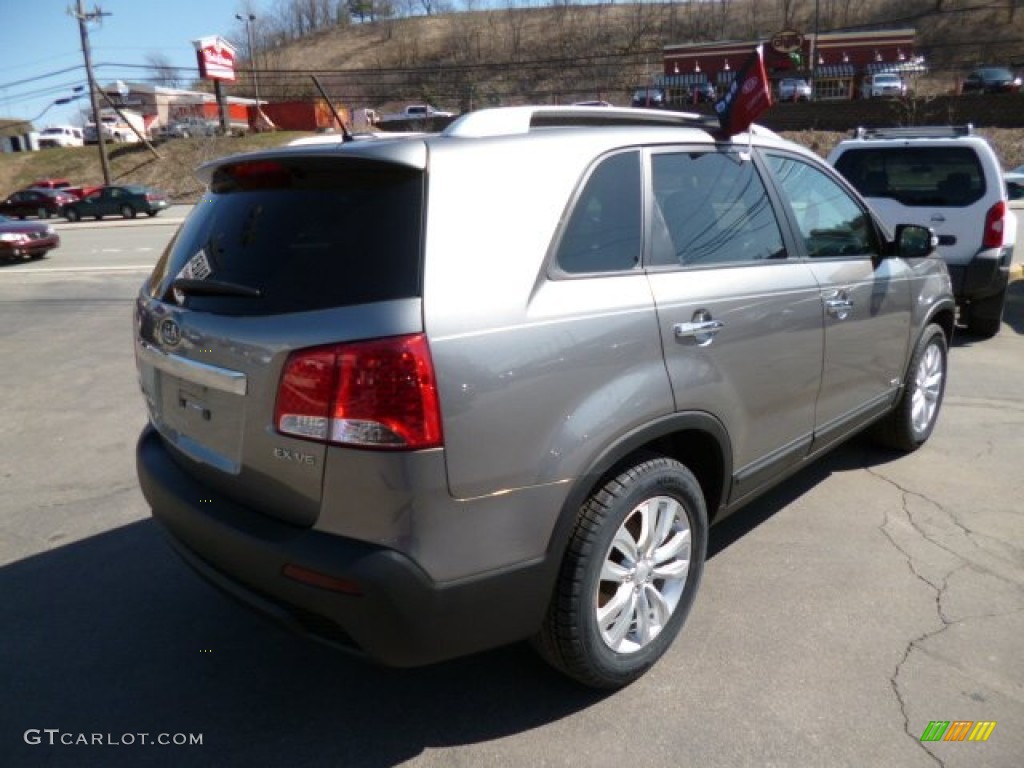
[
  {"left": 0, "top": 188, "right": 77, "bottom": 219},
  {"left": 0, "top": 215, "right": 60, "bottom": 262}
]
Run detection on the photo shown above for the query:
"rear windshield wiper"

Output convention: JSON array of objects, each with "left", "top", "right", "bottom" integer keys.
[{"left": 172, "top": 278, "right": 263, "bottom": 298}]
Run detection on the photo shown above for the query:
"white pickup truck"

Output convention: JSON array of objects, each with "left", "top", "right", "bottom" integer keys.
[{"left": 379, "top": 104, "right": 454, "bottom": 123}]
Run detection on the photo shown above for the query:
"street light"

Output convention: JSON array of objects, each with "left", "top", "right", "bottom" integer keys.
[
  {"left": 15, "top": 87, "right": 87, "bottom": 129},
  {"left": 235, "top": 13, "right": 260, "bottom": 109}
]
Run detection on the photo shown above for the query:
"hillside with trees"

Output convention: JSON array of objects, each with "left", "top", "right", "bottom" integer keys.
[{"left": 214, "top": 0, "right": 1023, "bottom": 110}]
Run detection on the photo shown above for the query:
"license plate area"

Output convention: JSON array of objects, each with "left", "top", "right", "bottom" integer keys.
[{"left": 142, "top": 363, "right": 245, "bottom": 474}]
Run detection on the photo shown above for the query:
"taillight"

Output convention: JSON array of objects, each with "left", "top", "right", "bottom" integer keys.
[
  {"left": 983, "top": 200, "right": 1006, "bottom": 248},
  {"left": 274, "top": 334, "right": 443, "bottom": 450}
]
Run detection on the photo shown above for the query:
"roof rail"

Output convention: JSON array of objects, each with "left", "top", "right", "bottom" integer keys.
[
  {"left": 853, "top": 125, "right": 974, "bottom": 140},
  {"left": 443, "top": 105, "right": 721, "bottom": 139}
]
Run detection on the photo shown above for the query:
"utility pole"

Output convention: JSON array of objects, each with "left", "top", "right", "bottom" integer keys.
[{"left": 73, "top": 0, "right": 111, "bottom": 186}]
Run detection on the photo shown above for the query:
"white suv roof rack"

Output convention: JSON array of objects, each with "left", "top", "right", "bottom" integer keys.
[
  {"left": 853, "top": 125, "right": 974, "bottom": 140},
  {"left": 443, "top": 105, "right": 723, "bottom": 139}
]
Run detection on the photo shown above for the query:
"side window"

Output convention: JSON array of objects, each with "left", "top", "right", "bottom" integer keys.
[
  {"left": 767, "top": 155, "right": 879, "bottom": 259},
  {"left": 555, "top": 151, "right": 641, "bottom": 274},
  {"left": 650, "top": 151, "right": 786, "bottom": 267}
]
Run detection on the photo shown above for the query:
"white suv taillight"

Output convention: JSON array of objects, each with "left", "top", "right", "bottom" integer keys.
[
  {"left": 982, "top": 200, "right": 1006, "bottom": 248},
  {"left": 274, "top": 333, "right": 443, "bottom": 450}
]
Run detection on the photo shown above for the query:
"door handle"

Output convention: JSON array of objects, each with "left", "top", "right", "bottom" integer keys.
[
  {"left": 673, "top": 315, "right": 724, "bottom": 346},
  {"left": 824, "top": 298, "right": 854, "bottom": 320}
]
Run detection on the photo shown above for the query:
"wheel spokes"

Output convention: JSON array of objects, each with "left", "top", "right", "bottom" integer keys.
[{"left": 597, "top": 495, "right": 693, "bottom": 654}]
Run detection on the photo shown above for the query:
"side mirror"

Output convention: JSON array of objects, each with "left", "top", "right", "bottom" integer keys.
[{"left": 894, "top": 224, "right": 937, "bottom": 259}]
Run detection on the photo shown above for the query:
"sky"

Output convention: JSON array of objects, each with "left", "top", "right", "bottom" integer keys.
[{"left": 0, "top": 0, "right": 262, "bottom": 128}]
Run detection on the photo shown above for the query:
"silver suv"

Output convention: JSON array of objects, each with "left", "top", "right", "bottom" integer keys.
[
  {"left": 135, "top": 106, "right": 955, "bottom": 688},
  {"left": 829, "top": 125, "right": 1016, "bottom": 337}
]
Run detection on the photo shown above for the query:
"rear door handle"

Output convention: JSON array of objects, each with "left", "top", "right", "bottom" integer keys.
[
  {"left": 673, "top": 312, "right": 724, "bottom": 346},
  {"left": 824, "top": 297, "right": 854, "bottom": 320}
]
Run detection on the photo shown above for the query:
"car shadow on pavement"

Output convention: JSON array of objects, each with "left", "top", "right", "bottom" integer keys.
[
  {"left": 1000, "top": 279, "right": 1024, "bottom": 335},
  {"left": 0, "top": 520, "right": 607, "bottom": 768},
  {"left": 707, "top": 435, "right": 886, "bottom": 558}
]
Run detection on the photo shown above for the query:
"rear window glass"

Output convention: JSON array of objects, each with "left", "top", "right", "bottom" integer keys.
[
  {"left": 833, "top": 147, "right": 986, "bottom": 207},
  {"left": 147, "top": 157, "right": 423, "bottom": 315}
]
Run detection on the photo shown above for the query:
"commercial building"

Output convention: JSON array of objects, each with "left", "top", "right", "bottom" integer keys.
[{"left": 657, "top": 28, "right": 924, "bottom": 103}]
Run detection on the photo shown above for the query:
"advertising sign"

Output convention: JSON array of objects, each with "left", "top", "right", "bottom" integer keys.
[{"left": 193, "top": 36, "right": 237, "bottom": 82}]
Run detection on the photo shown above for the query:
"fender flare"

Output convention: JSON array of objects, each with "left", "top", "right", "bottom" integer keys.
[{"left": 540, "top": 410, "right": 733, "bottom": 581}]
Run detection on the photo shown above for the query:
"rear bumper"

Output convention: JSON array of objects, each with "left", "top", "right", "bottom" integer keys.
[
  {"left": 136, "top": 425, "right": 551, "bottom": 667},
  {"left": 947, "top": 246, "right": 1012, "bottom": 302}
]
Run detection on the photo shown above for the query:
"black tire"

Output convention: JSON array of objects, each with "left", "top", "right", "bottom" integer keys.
[
  {"left": 147, "top": 211, "right": 158, "bottom": 217},
  {"left": 534, "top": 456, "right": 708, "bottom": 688},
  {"left": 965, "top": 288, "right": 1006, "bottom": 338},
  {"left": 873, "top": 324, "right": 947, "bottom": 452},
  {"left": 65, "top": 208, "right": 80, "bottom": 222},
  {"left": 120, "top": 205, "right": 136, "bottom": 219}
]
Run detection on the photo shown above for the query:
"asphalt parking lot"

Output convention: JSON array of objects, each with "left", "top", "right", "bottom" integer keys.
[{"left": 0, "top": 223, "right": 1021, "bottom": 767}]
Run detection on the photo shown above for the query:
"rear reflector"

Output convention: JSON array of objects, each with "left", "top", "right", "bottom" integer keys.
[
  {"left": 282, "top": 564, "right": 363, "bottom": 595},
  {"left": 275, "top": 333, "right": 443, "bottom": 450}
]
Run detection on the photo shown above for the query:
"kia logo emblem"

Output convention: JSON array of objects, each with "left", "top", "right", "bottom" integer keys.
[{"left": 159, "top": 319, "right": 182, "bottom": 347}]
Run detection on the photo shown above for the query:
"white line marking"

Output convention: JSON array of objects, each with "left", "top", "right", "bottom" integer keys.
[{"left": 0, "top": 265, "right": 151, "bottom": 275}]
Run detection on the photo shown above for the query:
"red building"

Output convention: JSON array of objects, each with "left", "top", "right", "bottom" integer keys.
[{"left": 658, "top": 28, "right": 924, "bottom": 103}]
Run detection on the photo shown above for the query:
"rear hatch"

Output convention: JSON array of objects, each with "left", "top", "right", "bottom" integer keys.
[
  {"left": 135, "top": 143, "right": 427, "bottom": 526},
  {"left": 832, "top": 145, "right": 989, "bottom": 266}
]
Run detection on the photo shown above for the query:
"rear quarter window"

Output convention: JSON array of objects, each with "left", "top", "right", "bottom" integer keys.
[
  {"left": 833, "top": 146, "right": 986, "bottom": 207},
  {"left": 148, "top": 157, "right": 424, "bottom": 315}
]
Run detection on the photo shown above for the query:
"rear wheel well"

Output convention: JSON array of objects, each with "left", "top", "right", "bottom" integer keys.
[
  {"left": 594, "top": 429, "right": 726, "bottom": 523},
  {"left": 645, "top": 430, "right": 726, "bottom": 520}
]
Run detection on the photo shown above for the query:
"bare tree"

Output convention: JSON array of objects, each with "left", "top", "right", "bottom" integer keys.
[{"left": 146, "top": 52, "right": 182, "bottom": 88}]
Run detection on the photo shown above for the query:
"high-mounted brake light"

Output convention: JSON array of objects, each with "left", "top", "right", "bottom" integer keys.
[
  {"left": 214, "top": 160, "right": 292, "bottom": 191},
  {"left": 274, "top": 334, "right": 443, "bottom": 450},
  {"left": 982, "top": 200, "right": 1006, "bottom": 249}
]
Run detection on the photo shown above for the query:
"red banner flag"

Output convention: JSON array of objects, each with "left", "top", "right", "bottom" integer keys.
[{"left": 714, "top": 45, "right": 772, "bottom": 137}]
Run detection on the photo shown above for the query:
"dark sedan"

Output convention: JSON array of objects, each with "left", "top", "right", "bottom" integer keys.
[
  {"left": 63, "top": 185, "right": 170, "bottom": 222},
  {"left": 0, "top": 215, "right": 60, "bottom": 262},
  {"left": 0, "top": 188, "right": 77, "bottom": 220},
  {"left": 961, "top": 66, "right": 1022, "bottom": 94}
]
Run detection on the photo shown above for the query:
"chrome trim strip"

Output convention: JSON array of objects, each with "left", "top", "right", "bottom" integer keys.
[{"left": 136, "top": 340, "right": 247, "bottom": 396}]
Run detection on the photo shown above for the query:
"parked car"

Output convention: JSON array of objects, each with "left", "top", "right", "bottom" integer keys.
[
  {"left": 829, "top": 125, "right": 1016, "bottom": 337},
  {"left": 29, "top": 178, "right": 74, "bottom": 193},
  {"left": 0, "top": 215, "right": 60, "bottom": 262},
  {"left": 37, "top": 125, "right": 84, "bottom": 149},
  {"left": 1006, "top": 164, "right": 1024, "bottom": 201},
  {"left": 778, "top": 78, "right": 812, "bottom": 101},
  {"left": 631, "top": 87, "right": 666, "bottom": 108},
  {"left": 161, "top": 118, "right": 219, "bottom": 138},
  {"left": 961, "top": 66, "right": 1022, "bottom": 94},
  {"left": 860, "top": 72, "right": 908, "bottom": 99},
  {"left": 685, "top": 81, "right": 717, "bottom": 103},
  {"left": 0, "top": 188, "right": 77, "bottom": 219},
  {"left": 135, "top": 105, "right": 954, "bottom": 689},
  {"left": 63, "top": 185, "right": 170, "bottom": 221}
]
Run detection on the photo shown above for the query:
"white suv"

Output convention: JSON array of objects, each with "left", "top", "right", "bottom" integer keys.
[
  {"left": 37, "top": 125, "right": 84, "bottom": 149},
  {"left": 860, "top": 73, "right": 907, "bottom": 99},
  {"left": 829, "top": 125, "right": 1016, "bottom": 336}
]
